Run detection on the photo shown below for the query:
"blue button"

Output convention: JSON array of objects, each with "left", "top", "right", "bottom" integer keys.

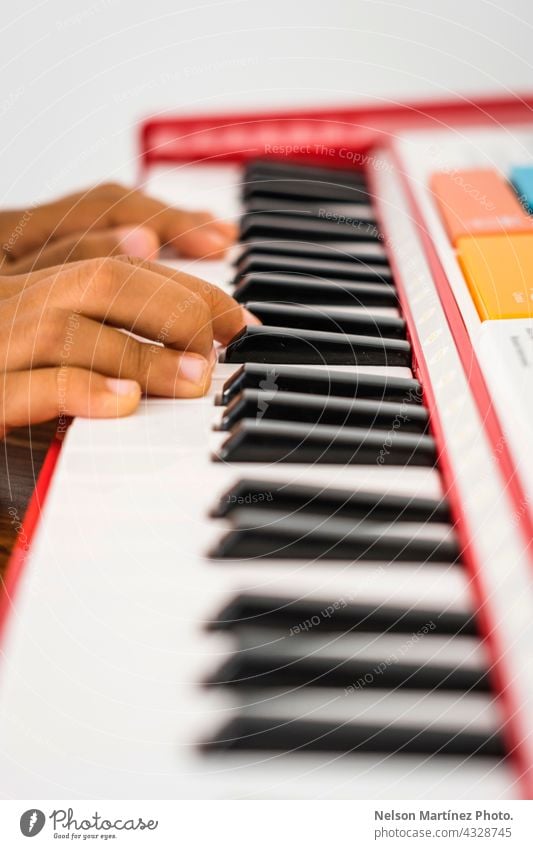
[{"left": 510, "top": 165, "right": 533, "bottom": 213}]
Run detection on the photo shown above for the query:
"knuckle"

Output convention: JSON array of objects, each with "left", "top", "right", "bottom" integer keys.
[
  {"left": 96, "top": 181, "right": 127, "bottom": 198},
  {"left": 183, "top": 292, "right": 212, "bottom": 334},
  {"left": 204, "top": 283, "right": 238, "bottom": 321},
  {"left": 112, "top": 253, "right": 142, "bottom": 268},
  {"left": 204, "top": 283, "right": 225, "bottom": 312},
  {"left": 38, "top": 307, "right": 70, "bottom": 353},
  {"left": 65, "top": 256, "right": 113, "bottom": 304},
  {"left": 123, "top": 336, "right": 150, "bottom": 382},
  {"left": 84, "top": 256, "right": 122, "bottom": 300},
  {"left": 84, "top": 183, "right": 132, "bottom": 223}
]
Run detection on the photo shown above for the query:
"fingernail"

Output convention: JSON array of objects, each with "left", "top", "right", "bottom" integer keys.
[
  {"left": 116, "top": 226, "right": 159, "bottom": 258},
  {"left": 209, "top": 347, "right": 218, "bottom": 367},
  {"left": 178, "top": 354, "right": 209, "bottom": 385},
  {"left": 106, "top": 378, "right": 140, "bottom": 396},
  {"left": 242, "top": 307, "right": 262, "bottom": 326}
]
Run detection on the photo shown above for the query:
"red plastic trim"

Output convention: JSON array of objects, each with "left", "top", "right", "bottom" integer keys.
[
  {"left": 139, "top": 92, "right": 533, "bottom": 170},
  {"left": 0, "top": 436, "right": 63, "bottom": 643},
  {"left": 368, "top": 151, "right": 533, "bottom": 799},
  {"left": 388, "top": 145, "right": 533, "bottom": 551}
]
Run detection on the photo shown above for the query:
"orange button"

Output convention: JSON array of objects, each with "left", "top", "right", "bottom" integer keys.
[
  {"left": 430, "top": 169, "right": 533, "bottom": 245},
  {"left": 457, "top": 233, "right": 533, "bottom": 320}
]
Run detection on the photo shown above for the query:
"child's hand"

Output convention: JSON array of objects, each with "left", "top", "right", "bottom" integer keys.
[
  {"left": 0, "top": 255, "right": 253, "bottom": 437},
  {"left": 0, "top": 183, "right": 236, "bottom": 274}
]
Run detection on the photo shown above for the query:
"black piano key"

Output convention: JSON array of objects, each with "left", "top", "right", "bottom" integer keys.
[
  {"left": 235, "top": 253, "right": 392, "bottom": 284},
  {"left": 234, "top": 238, "right": 389, "bottom": 265},
  {"left": 204, "top": 631, "right": 484, "bottom": 690},
  {"left": 240, "top": 212, "right": 381, "bottom": 242},
  {"left": 242, "top": 302, "right": 405, "bottom": 338},
  {"left": 218, "top": 364, "right": 423, "bottom": 406},
  {"left": 209, "top": 510, "right": 458, "bottom": 562},
  {"left": 217, "top": 390, "right": 428, "bottom": 433},
  {"left": 243, "top": 178, "right": 371, "bottom": 205},
  {"left": 223, "top": 326, "right": 410, "bottom": 366},
  {"left": 244, "top": 159, "right": 367, "bottom": 186},
  {"left": 234, "top": 275, "right": 396, "bottom": 307},
  {"left": 244, "top": 196, "right": 374, "bottom": 219},
  {"left": 214, "top": 420, "right": 436, "bottom": 466},
  {"left": 207, "top": 593, "right": 474, "bottom": 635},
  {"left": 211, "top": 479, "right": 450, "bottom": 523},
  {"left": 202, "top": 714, "right": 503, "bottom": 756}
]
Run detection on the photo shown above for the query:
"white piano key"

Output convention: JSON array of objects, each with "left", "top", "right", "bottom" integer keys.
[
  {"left": 142, "top": 164, "right": 243, "bottom": 220},
  {"left": 202, "top": 631, "right": 488, "bottom": 673},
  {"left": 0, "top": 713, "right": 517, "bottom": 800},
  {"left": 219, "top": 688, "right": 502, "bottom": 732},
  {"left": 51, "top": 448, "right": 444, "bottom": 501}
]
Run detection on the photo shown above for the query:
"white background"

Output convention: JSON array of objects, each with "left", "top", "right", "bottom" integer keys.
[{"left": 1, "top": 0, "right": 533, "bottom": 205}]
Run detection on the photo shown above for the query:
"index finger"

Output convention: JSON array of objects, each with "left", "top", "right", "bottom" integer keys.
[{"left": 113, "top": 256, "right": 260, "bottom": 345}]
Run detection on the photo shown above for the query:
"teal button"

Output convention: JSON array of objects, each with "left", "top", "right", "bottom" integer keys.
[{"left": 510, "top": 165, "right": 533, "bottom": 213}]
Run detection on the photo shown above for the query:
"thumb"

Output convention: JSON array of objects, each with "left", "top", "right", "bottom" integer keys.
[{"left": 1, "top": 367, "right": 141, "bottom": 437}]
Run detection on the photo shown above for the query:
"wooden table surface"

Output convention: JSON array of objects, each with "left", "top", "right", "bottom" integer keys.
[{"left": 0, "top": 421, "right": 57, "bottom": 576}]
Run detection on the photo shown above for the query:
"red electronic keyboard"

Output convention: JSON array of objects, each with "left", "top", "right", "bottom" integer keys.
[{"left": 0, "top": 94, "right": 532, "bottom": 800}]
